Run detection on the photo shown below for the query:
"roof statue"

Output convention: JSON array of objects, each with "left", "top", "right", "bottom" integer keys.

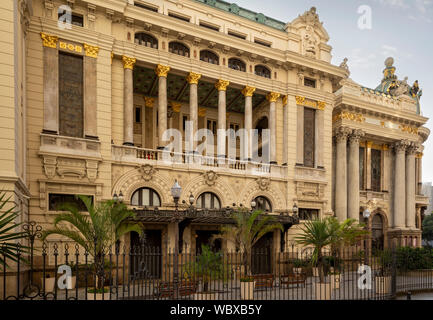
[
  {"left": 375, "top": 57, "right": 423, "bottom": 114},
  {"left": 299, "top": 7, "right": 321, "bottom": 27},
  {"left": 339, "top": 57, "right": 350, "bottom": 75}
]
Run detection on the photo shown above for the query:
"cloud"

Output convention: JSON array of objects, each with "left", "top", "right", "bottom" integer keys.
[
  {"left": 347, "top": 48, "right": 378, "bottom": 69},
  {"left": 381, "top": 45, "right": 397, "bottom": 56},
  {"left": 375, "top": 0, "right": 433, "bottom": 22}
]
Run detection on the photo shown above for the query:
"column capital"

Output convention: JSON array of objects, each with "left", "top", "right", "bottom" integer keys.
[
  {"left": 40, "top": 32, "right": 58, "bottom": 48},
  {"left": 393, "top": 139, "right": 410, "bottom": 153},
  {"left": 266, "top": 92, "right": 280, "bottom": 102},
  {"left": 186, "top": 72, "right": 202, "bottom": 84},
  {"left": 334, "top": 127, "right": 352, "bottom": 143},
  {"left": 242, "top": 86, "right": 256, "bottom": 97},
  {"left": 215, "top": 79, "right": 230, "bottom": 91},
  {"left": 349, "top": 129, "right": 365, "bottom": 144},
  {"left": 155, "top": 64, "right": 170, "bottom": 77},
  {"left": 83, "top": 43, "right": 99, "bottom": 58},
  {"left": 282, "top": 95, "right": 288, "bottom": 106},
  {"left": 407, "top": 142, "right": 420, "bottom": 156},
  {"left": 122, "top": 55, "right": 136, "bottom": 70},
  {"left": 416, "top": 152, "right": 424, "bottom": 159}
]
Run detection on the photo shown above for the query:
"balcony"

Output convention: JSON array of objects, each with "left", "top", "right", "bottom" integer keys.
[{"left": 112, "top": 145, "right": 287, "bottom": 178}]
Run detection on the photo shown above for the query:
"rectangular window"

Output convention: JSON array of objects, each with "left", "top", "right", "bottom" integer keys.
[
  {"left": 304, "top": 78, "right": 316, "bottom": 88},
  {"left": 135, "top": 107, "right": 141, "bottom": 123},
  {"left": 59, "top": 52, "right": 83, "bottom": 137},
  {"left": 182, "top": 116, "right": 188, "bottom": 132},
  {"left": 228, "top": 31, "right": 247, "bottom": 40},
  {"left": 199, "top": 21, "right": 220, "bottom": 32},
  {"left": 207, "top": 120, "right": 217, "bottom": 135},
  {"left": 299, "top": 209, "right": 319, "bottom": 221},
  {"left": 134, "top": 1, "right": 158, "bottom": 12},
  {"left": 371, "top": 149, "right": 382, "bottom": 192},
  {"left": 168, "top": 12, "right": 191, "bottom": 23},
  {"left": 57, "top": 12, "right": 84, "bottom": 27},
  {"left": 359, "top": 147, "right": 365, "bottom": 190},
  {"left": 303, "top": 108, "right": 316, "bottom": 168},
  {"left": 49, "top": 194, "right": 93, "bottom": 211},
  {"left": 254, "top": 39, "right": 271, "bottom": 48}
]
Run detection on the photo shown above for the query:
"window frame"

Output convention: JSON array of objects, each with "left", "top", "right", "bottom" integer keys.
[
  {"left": 303, "top": 107, "right": 316, "bottom": 168},
  {"left": 228, "top": 58, "right": 246, "bottom": 72},
  {"left": 196, "top": 192, "right": 221, "bottom": 209},
  {"left": 254, "top": 65, "right": 271, "bottom": 79},
  {"left": 134, "top": 32, "right": 158, "bottom": 49},
  {"left": 169, "top": 41, "right": 190, "bottom": 58},
  {"left": 200, "top": 50, "right": 219, "bottom": 65},
  {"left": 253, "top": 196, "right": 272, "bottom": 212},
  {"left": 48, "top": 193, "right": 93, "bottom": 212},
  {"left": 131, "top": 187, "right": 162, "bottom": 207}
]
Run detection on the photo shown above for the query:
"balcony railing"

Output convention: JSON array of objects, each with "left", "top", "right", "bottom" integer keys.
[{"left": 112, "top": 145, "right": 286, "bottom": 177}]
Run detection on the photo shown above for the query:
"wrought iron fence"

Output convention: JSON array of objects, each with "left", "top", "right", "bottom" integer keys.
[{"left": 2, "top": 238, "right": 433, "bottom": 300}]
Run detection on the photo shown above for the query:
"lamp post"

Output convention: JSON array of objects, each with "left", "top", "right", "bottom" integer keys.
[
  {"left": 171, "top": 180, "right": 182, "bottom": 299},
  {"left": 251, "top": 199, "right": 257, "bottom": 211},
  {"left": 292, "top": 203, "right": 298, "bottom": 217},
  {"left": 363, "top": 208, "right": 371, "bottom": 266}
]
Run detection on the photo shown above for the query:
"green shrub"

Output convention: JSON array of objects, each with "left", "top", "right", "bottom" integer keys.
[{"left": 395, "top": 247, "right": 433, "bottom": 271}]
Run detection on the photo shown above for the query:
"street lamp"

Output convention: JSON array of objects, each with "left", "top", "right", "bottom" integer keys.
[
  {"left": 113, "top": 193, "right": 118, "bottom": 202},
  {"left": 170, "top": 180, "right": 182, "bottom": 299},
  {"left": 189, "top": 193, "right": 195, "bottom": 206},
  {"left": 251, "top": 199, "right": 257, "bottom": 210},
  {"left": 118, "top": 191, "right": 124, "bottom": 203},
  {"left": 292, "top": 203, "right": 299, "bottom": 216}
]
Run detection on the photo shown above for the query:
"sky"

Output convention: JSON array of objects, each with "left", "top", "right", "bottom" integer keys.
[{"left": 231, "top": 0, "right": 433, "bottom": 182}]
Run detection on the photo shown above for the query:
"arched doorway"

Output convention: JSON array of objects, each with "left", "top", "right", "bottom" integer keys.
[{"left": 371, "top": 214, "right": 384, "bottom": 252}]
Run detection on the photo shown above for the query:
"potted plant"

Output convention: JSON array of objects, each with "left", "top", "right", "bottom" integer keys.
[
  {"left": 375, "top": 250, "right": 392, "bottom": 294},
  {"left": 184, "top": 245, "right": 230, "bottom": 300},
  {"left": 214, "top": 208, "right": 283, "bottom": 300},
  {"left": 295, "top": 217, "right": 367, "bottom": 300},
  {"left": 292, "top": 259, "right": 306, "bottom": 274},
  {"left": 41, "top": 195, "right": 142, "bottom": 300}
]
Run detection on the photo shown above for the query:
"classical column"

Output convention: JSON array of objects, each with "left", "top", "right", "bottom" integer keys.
[
  {"left": 417, "top": 152, "right": 423, "bottom": 195},
  {"left": 215, "top": 79, "right": 230, "bottom": 158},
  {"left": 348, "top": 130, "right": 365, "bottom": 221},
  {"left": 393, "top": 140, "right": 409, "bottom": 228},
  {"left": 241, "top": 86, "right": 256, "bottom": 161},
  {"left": 406, "top": 143, "right": 418, "bottom": 229},
  {"left": 266, "top": 92, "right": 280, "bottom": 164},
  {"left": 296, "top": 102, "right": 304, "bottom": 165},
  {"left": 334, "top": 127, "right": 352, "bottom": 222},
  {"left": 315, "top": 103, "right": 325, "bottom": 168},
  {"left": 41, "top": 33, "right": 59, "bottom": 134},
  {"left": 282, "top": 95, "right": 289, "bottom": 165},
  {"left": 366, "top": 141, "right": 373, "bottom": 190},
  {"left": 122, "top": 56, "right": 136, "bottom": 146},
  {"left": 83, "top": 44, "right": 99, "bottom": 139},
  {"left": 186, "top": 72, "right": 202, "bottom": 153},
  {"left": 155, "top": 64, "right": 170, "bottom": 149}
]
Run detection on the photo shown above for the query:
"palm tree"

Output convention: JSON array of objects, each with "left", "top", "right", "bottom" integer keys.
[
  {"left": 295, "top": 217, "right": 367, "bottom": 282},
  {"left": 0, "top": 192, "right": 29, "bottom": 269},
  {"left": 216, "top": 208, "right": 283, "bottom": 277},
  {"left": 41, "top": 195, "right": 142, "bottom": 289}
]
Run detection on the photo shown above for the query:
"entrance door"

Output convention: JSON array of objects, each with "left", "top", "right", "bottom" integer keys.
[
  {"left": 371, "top": 215, "right": 384, "bottom": 252},
  {"left": 195, "top": 230, "right": 221, "bottom": 254},
  {"left": 251, "top": 233, "right": 273, "bottom": 274},
  {"left": 130, "top": 230, "right": 162, "bottom": 279}
]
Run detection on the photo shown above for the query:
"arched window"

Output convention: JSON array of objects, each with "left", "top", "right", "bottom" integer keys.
[
  {"left": 255, "top": 65, "right": 271, "bottom": 78},
  {"left": 134, "top": 33, "right": 158, "bottom": 49},
  {"left": 228, "top": 58, "right": 246, "bottom": 72},
  {"left": 200, "top": 50, "right": 219, "bottom": 65},
  {"left": 196, "top": 192, "right": 221, "bottom": 209},
  {"left": 131, "top": 187, "right": 161, "bottom": 207},
  {"left": 169, "top": 41, "right": 190, "bottom": 57},
  {"left": 254, "top": 196, "right": 272, "bottom": 212}
]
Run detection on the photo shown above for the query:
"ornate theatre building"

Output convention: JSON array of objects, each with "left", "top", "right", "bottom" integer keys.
[{"left": 3, "top": 0, "right": 430, "bottom": 261}]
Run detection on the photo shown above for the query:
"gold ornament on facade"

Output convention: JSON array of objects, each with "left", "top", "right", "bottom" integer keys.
[
  {"left": 155, "top": 64, "right": 170, "bottom": 77},
  {"left": 382, "top": 144, "right": 389, "bottom": 151},
  {"left": 241, "top": 86, "right": 256, "bottom": 97},
  {"left": 144, "top": 97, "right": 154, "bottom": 108},
  {"left": 170, "top": 101, "right": 181, "bottom": 113},
  {"left": 266, "top": 92, "right": 280, "bottom": 102},
  {"left": 83, "top": 43, "right": 99, "bottom": 58},
  {"left": 198, "top": 108, "right": 206, "bottom": 117},
  {"left": 186, "top": 72, "right": 202, "bottom": 84},
  {"left": 282, "top": 95, "right": 288, "bottom": 106},
  {"left": 111, "top": 52, "right": 114, "bottom": 64},
  {"left": 416, "top": 153, "right": 423, "bottom": 159},
  {"left": 317, "top": 101, "right": 326, "bottom": 110},
  {"left": 59, "top": 41, "right": 82, "bottom": 54},
  {"left": 40, "top": 32, "right": 58, "bottom": 48},
  {"left": 215, "top": 79, "right": 230, "bottom": 91},
  {"left": 122, "top": 55, "right": 136, "bottom": 70},
  {"left": 332, "top": 111, "right": 365, "bottom": 123},
  {"left": 296, "top": 96, "right": 326, "bottom": 110},
  {"left": 399, "top": 125, "right": 418, "bottom": 135},
  {"left": 295, "top": 96, "right": 305, "bottom": 105}
]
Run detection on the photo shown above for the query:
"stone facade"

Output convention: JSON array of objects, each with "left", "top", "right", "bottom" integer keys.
[{"left": 0, "top": 0, "right": 430, "bottom": 262}]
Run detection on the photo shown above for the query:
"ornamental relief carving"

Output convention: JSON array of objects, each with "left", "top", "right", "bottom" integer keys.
[
  {"left": 136, "top": 164, "right": 156, "bottom": 181},
  {"left": 256, "top": 177, "right": 271, "bottom": 191},
  {"left": 203, "top": 170, "right": 218, "bottom": 186},
  {"left": 296, "top": 182, "right": 325, "bottom": 200},
  {"left": 41, "top": 155, "right": 100, "bottom": 182}
]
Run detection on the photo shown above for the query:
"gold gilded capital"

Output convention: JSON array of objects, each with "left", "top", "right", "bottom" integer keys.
[
  {"left": 186, "top": 72, "right": 202, "bottom": 84},
  {"left": 198, "top": 108, "right": 206, "bottom": 117},
  {"left": 266, "top": 92, "right": 280, "bottom": 103},
  {"left": 83, "top": 43, "right": 99, "bottom": 58},
  {"left": 241, "top": 86, "right": 256, "bottom": 97},
  {"left": 111, "top": 52, "right": 114, "bottom": 65},
  {"left": 144, "top": 97, "right": 154, "bottom": 108},
  {"left": 282, "top": 95, "right": 288, "bottom": 106},
  {"left": 317, "top": 101, "right": 326, "bottom": 110},
  {"left": 122, "top": 55, "right": 136, "bottom": 70},
  {"left": 382, "top": 144, "right": 389, "bottom": 151},
  {"left": 295, "top": 96, "right": 305, "bottom": 105},
  {"left": 170, "top": 101, "right": 181, "bottom": 113},
  {"left": 155, "top": 64, "right": 170, "bottom": 77},
  {"left": 366, "top": 141, "right": 373, "bottom": 148},
  {"left": 40, "top": 32, "right": 58, "bottom": 48},
  {"left": 215, "top": 79, "right": 230, "bottom": 91}
]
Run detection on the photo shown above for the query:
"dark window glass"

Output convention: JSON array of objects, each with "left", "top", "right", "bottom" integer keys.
[
  {"left": 200, "top": 50, "right": 219, "bottom": 65},
  {"left": 207, "top": 120, "right": 217, "bottom": 135},
  {"left": 197, "top": 192, "right": 221, "bottom": 209},
  {"left": 359, "top": 147, "right": 365, "bottom": 190},
  {"left": 131, "top": 188, "right": 161, "bottom": 207},
  {"left": 303, "top": 108, "right": 315, "bottom": 167},
  {"left": 57, "top": 12, "right": 83, "bottom": 27},
  {"left": 228, "top": 58, "right": 246, "bottom": 72},
  {"left": 254, "top": 39, "right": 271, "bottom": 48},
  {"left": 228, "top": 31, "right": 246, "bottom": 40},
  {"left": 59, "top": 52, "right": 83, "bottom": 137},
  {"left": 254, "top": 196, "right": 272, "bottom": 212},
  {"left": 134, "top": 33, "right": 158, "bottom": 49},
  {"left": 134, "top": 2, "right": 158, "bottom": 12},
  {"left": 168, "top": 13, "right": 190, "bottom": 22},
  {"left": 299, "top": 209, "right": 319, "bottom": 221},
  {"left": 371, "top": 149, "right": 382, "bottom": 192},
  {"left": 304, "top": 78, "right": 316, "bottom": 88},
  {"left": 169, "top": 42, "right": 190, "bottom": 57},
  {"left": 199, "top": 22, "right": 220, "bottom": 32},
  {"left": 135, "top": 107, "right": 141, "bottom": 123},
  {"left": 255, "top": 65, "right": 271, "bottom": 78},
  {"left": 49, "top": 194, "right": 92, "bottom": 211}
]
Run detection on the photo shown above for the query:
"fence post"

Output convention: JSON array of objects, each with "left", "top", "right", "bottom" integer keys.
[{"left": 391, "top": 245, "right": 397, "bottom": 299}]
